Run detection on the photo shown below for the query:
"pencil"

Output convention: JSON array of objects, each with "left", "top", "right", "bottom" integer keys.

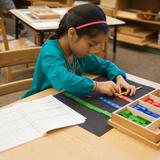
[{"left": 118, "top": 86, "right": 143, "bottom": 96}]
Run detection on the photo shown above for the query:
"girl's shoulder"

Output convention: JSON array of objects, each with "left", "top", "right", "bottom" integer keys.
[
  {"left": 41, "top": 39, "right": 63, "bottom": 57},
  {"left": 42, "top": 39, "right": 59, "bottom": 49}
]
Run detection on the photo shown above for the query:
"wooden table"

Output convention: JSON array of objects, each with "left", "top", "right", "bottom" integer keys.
[
  {"left": 0, "top": 74, "right": 160, "bottom": 160},
  {"left": 10, "top": 8, "right": 125, "bottom": 61}
]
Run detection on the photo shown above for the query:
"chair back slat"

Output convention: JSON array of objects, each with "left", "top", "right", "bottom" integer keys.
[
  {"left": 0, "top": 47, "right": 41, "bottom": 68},
  {"left": 0, "top": 47, "right": 41, "bottom": 96},
  {"left": 0, "top": 78, "right": 33, "bottom": 96}
]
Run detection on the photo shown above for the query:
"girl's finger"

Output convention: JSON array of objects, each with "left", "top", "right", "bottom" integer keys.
[
  {"left": 130, "top": 87, "right": 134, "bottom": 96},
  {"left": 132, "top": 86, "right": 136, "bottom": 95},
  {"left": 116, "top": 84, "right": 121, "bottom": 94},
  {"left": 111, "top": 85, "right": 118, "bottom": 95},
  {"left": 125, "top": 87, "right": 131, "bottom": 95}
]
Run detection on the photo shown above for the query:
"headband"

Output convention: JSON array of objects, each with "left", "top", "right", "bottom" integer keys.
[{"left": 75, "top": 21, "right": 107, "bottom": 30}]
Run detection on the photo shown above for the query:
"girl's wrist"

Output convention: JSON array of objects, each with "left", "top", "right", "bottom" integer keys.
[
  {"left": 93, "top": 81, "right": 98, "bottom": 91},
  {"left": 116, "top": 75, "right": 124, "bottom": 82}
]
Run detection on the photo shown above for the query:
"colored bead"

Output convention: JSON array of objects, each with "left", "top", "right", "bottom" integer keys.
[
  {"left": 133, "top": 104, "right": 160, "bottom": 118},
  {"left": 119, "top": 109, "right": 151, "bottom": 127},
  {"left": 99, "top": 97, "right": 121, "bottom": 109},
  {"left": 151, "top": 112, "right": 160, "bottom": 118},
  {"left": 143, "top": 97, "right": 160, "bottom": 108},
  {"left": 117, "top": 95, "right": 133, "bottom": 103},
  {"left": 119, "top": 110, "right": 132, "bottom": 118},
  {"left": 152, "top": 102, "right": 160, "bottom": 107}
]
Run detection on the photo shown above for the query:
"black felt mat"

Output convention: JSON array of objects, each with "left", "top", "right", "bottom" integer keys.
[{"left": 54, "top": 77, "right": 154, "bottom": 136}]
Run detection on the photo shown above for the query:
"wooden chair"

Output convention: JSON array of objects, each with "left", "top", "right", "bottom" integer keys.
[
  {"left": 0, "top": 17, "right": 9, "bottom": 51},
  {"left": 31, "top": 0, "right": 74, "bottom": 7},
  {"left": 0, "top": 17, "right": 35, "bottom": 51},
  {"left": 0, "top": 17, "right": 35, "bottom": 82},
  {"left": 0, "top": 47, "right": 41, "bottom": 96}
]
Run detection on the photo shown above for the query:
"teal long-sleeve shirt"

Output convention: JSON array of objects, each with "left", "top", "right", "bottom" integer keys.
[{"left": 22, "top": 40, "right": 126, "bottom": 98}]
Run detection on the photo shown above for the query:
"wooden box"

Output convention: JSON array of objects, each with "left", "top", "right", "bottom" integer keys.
[
  {"left": 100, "top": 0, "right": 117, "bottom": 9},
  {"left": 108, "top": 89, "right": 160, "bottom": 149},
  {"left": 28, "top": 6, "right": 60, "bottom": 19}
]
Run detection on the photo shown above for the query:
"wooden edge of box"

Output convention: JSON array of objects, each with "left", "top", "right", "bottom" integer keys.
[{"left": 108, "top": 119, "right": 160, "bottom": 150}]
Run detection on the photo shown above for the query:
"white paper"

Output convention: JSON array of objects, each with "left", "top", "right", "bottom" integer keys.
[
  {"left": 52, "top": 8, "right": 68, "bottom": 16},
  {"left": 0, "top": 107, "right": 42, "bottom": 152},
  {"left": 15, "top": 96, "right": 86, "bottom": 133},
  {"left": 0, "top": 96, "right": 86, "bottom": 152},
  {"left": 32, "top": 21, "right": 59, "bottom": 29}
]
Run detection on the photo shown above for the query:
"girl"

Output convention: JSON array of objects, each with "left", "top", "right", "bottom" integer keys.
[{"left": 23, "top": 4, "right": 136, "bottom": 98}]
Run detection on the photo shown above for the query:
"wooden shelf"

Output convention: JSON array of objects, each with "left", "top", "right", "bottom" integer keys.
[
  {"left": 111, "top": 33, "right": 160, "bottom": 49},
  {"left": 118, "top": 26, "right": 156, "bottom": 39},
  {"left": 116, "top": 33, "right": 153, "bottom": 46},
  {"left": 116, "top": 10, "right": 160, "bottom": 26},
  {"left": 148, "top": 41, "right": 160, "bottom": 49},
  {"left": 101, "top": 0, "right": 160, "bottom": 49}
]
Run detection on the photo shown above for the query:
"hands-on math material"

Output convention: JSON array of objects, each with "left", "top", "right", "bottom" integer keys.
[{"left": 109, "top": 89, "right": 160, "bottom": 149}]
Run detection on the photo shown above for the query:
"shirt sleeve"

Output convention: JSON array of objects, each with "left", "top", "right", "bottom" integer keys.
[
  {"left": 79, "top": 54, "right": 126, "bottom": 81},
  {"left": 41, "top": 44, "right": 94, "bottom": 95}
]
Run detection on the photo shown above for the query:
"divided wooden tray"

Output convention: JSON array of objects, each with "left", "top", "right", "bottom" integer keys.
[{"left": 108, "top": 89, "right": 160, "bottom": 149}]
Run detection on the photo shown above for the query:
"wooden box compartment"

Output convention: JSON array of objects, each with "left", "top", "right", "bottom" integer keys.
[
  {"left": 151, "top": 90, "right": 160, "bottom": 98},
  {"left": 109, "top": 89, "right": 160, "bottom": 148},
  {"left": 147, "top": 119, "right": 160, "bottom": 135},
  {"left": 140, "top": 91, "right": 160, "bottom": 109}
]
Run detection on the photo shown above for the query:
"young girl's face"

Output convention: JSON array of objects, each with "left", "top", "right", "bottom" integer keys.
[{"left": 68, "top": 29, "right": 107, "bottom": 57}]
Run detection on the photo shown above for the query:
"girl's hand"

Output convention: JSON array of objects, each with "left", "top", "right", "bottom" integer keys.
[
  {"left": 116, "top": 75, "right": 136, "bottom": 96},
  {"left": 96, "top": 81, "right": 120, "bottom": 96}
]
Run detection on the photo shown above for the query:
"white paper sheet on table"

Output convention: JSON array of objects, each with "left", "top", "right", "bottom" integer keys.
[
  {"left": 0, "top": 95, "right": 86, "bottom": 152},
  {"left": 32, "top": 21, "right": 59, "bottom": 29},
  {"left": 52, "top": 8, "right": 68, "bottom": 16}
]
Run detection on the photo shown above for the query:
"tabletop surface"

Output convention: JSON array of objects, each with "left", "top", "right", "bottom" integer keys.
[
  {"left": 0, "top": 74, "right": 160, "bottom": 160},
  {"left": 10, "top": 8, "right": 125, "bottom": 31}
]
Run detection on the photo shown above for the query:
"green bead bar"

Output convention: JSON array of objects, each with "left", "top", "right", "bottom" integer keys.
[
  {"left": 63, "top": 92, "right": 112, "bottom": 118},
  {"left": 136, "top": 116, "right": 151, "bottom": 125},
  {"left": 119, "top": 109, "right": 151, "bottom": 127},
  {"left": 119, "top": 110, "right": 132, "bottom": 118}
]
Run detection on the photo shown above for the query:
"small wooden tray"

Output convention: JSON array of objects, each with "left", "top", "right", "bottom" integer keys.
[
  {"left": 108, "top": 89, "right": 160, "bottom": 149},
  {"left": 108, "top": 119, "right": 160, "bottom": 149}
]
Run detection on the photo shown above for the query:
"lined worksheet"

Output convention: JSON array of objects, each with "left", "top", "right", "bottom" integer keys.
[
  {"left": 15, "top": 96, "right": 86, "bottom": 133},
  {"left": 0, "top": 107, "right": 42, "bottom": 152},
  {"left": 0, "top": 96, "right": 86, "bottom": 152}
]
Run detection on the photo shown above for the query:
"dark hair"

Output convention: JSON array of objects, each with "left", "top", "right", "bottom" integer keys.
[{"left": 50, "top": 4, "right": 108, "bottom": 39}]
